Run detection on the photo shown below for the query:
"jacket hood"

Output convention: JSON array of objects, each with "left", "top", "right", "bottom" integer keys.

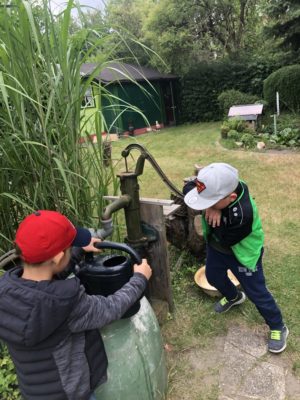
[{"left": 0, "top": 267, "right": 80, "bottom": 347}]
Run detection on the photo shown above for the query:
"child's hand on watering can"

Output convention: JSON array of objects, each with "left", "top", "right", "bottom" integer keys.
[
  {"left": 82, "top": 237, "right": 102, "bottom": 253},
  {"left": 134, "top": 259, "right": 152, "bottom": 280}
]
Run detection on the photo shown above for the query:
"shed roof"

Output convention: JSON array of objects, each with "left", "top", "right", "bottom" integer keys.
[
  {"left": 80, "top": 62, "right": 178, "bottom": 83},
  {"left": 228, "top": 104, "right": 263, "bottom": 117}
]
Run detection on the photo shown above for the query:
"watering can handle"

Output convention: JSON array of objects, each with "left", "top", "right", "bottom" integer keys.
[{"left": 93, "top": 241, "right": 142, "bottom": 265}]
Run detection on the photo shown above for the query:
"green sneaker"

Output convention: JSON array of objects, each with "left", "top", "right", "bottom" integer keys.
[
  {"left": 214, "top": 291, "right": 246, "bottom": 313},
  {"left": 268, "top": 326, "right": 289, "bottom": 353}
]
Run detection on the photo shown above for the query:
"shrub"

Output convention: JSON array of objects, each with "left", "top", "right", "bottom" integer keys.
[
  {"left": 269, "top": 128, "right": 300, "bottom": 147},
  {"left": 243, "top": 126, "right": 256, "bottom": 134},
  {"left": 260, "top": 113, "right": 300, "bottom": 135},
  {"left": 277, "top": 114, "right": 300, "bottom": 131},
  {"left": 220, "top": 124, "right": 230, "bottom": 139},
  {"left": 227, "top": 130, "right": 240, "bottom": 140},
  {"left": 263, "top": 65, "right": 300, "bottom": 113},
  {"left": 218, "top": 90, "right": 259, "bottom": 116},
  {"left": 222, "top": 117, "right": 247, "bottom": 133},
  {"left": 241, "top": 133, "right": 256, "bottom": 148},
  {"left": 0, "top": 345, "right": 20, "bottom": 400},
  {"left": 260, "top": 133, "right": 272, "bottom": 140},
  {"left": 255, "top": 99, "right": 268, "bottom": 107}
]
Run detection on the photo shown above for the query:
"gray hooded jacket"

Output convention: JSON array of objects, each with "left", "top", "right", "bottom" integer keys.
[{"left": 0, "top": 266, "right": 147, "bottom": 400}]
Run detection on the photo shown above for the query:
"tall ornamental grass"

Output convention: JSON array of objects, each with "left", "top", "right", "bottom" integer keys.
[{"left": 0, "top": 0, "right": 134, "bottom": 254}]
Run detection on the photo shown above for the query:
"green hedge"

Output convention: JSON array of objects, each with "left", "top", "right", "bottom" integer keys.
[
  {"left": 218, "top": 90, "right": 260, "bottom": 116},
  {"left": 178, "top": 59, "right": 278, "bottom": 123},
  {"left": 263, "top": 64, "right": 300, "bottom": 113}
]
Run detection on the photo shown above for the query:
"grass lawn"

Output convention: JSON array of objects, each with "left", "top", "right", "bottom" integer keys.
[{"left": 111, "top": 122, "right": 300, "bottom": 398}]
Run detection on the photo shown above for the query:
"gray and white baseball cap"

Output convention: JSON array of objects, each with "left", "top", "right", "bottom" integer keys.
[{"left": 184, "top": 163, "right": 239, "bottom": 210}]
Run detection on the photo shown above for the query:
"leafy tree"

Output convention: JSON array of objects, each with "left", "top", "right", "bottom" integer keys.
[
  {"left": 102, "top": 0, "right": 155, "bottom": 65},
  {"left": 143, "top": 0, "right": 264, "bottom": 73},
  {"left": 70, "top": 0, "right": 291, "bottom": 75},
  {"left": 265, "top": 0, "right": 300, "bottom": 51},
  {"left": 191, "top": 0, "right": 261, "bottom": 55},
  {"left": 142, "top": 0, "right": 193, "bottom": 72}
]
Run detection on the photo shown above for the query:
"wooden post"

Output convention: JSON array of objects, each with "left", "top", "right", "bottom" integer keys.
[
  {"left": 140, "top": 202, "right": 174, "bottom": 311},
  {"left": 103, "top": 196, "right": 177, "bottom": 313}
]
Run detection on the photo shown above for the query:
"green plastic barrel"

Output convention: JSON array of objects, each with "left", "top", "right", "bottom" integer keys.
[{"left": 95, "top": 297, "right": 167, "bottom": 400}]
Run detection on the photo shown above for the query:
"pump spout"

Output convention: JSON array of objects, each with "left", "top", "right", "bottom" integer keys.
[
  {"left": 95, "top": 195, "right": 131, "bottom": 240},
  {"left": 102, "top": 195, "right": 131, "bottom": 220},
  {"left": 96, "top": 218, "right": 113, "bottom": 240}
]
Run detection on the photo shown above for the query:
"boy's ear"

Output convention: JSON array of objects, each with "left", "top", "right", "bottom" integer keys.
[
  {"left": 52, "top": 251, "right": 65, "bottom": 265},
  {"left": 229, "top": 193, "right": 238, "bottom": 202}
]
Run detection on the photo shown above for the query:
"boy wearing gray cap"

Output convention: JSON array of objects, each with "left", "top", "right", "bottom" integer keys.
[{"left": 183, "top": 162, "right": 288, "bottom": 353}]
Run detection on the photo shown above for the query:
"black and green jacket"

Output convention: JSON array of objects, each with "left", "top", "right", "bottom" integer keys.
[{"left": 184, "top": 180, "right": 264, "bottom": 271}]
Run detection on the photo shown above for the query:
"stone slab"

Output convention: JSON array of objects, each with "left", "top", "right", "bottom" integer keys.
[{"left": 219, "top": 326, "right": 286, "bottom": 400}]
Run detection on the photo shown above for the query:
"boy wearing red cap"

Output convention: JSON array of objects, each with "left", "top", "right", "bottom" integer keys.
[
  {"left": 183, "top": 163, "right": 288, "bottom": 353},
  {"left": 0, "top": 210, "right": 151, "bottom": 400}
]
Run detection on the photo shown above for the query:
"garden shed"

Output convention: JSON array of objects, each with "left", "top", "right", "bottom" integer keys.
[
  {"left": 228, "top": 104, "right": 263, "bottom": 130},
  {"left": 80, "top": 62, "right": 179, "bottom": 136}
]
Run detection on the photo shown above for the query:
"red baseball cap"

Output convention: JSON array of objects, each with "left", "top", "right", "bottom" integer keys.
[{"left": 15, "top": 210, "right": 91, "bottom": 264}]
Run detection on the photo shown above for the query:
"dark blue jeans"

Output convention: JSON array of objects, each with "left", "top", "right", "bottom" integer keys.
[{"left": 205, "top": 245, "right": 284, "bottom": 330}]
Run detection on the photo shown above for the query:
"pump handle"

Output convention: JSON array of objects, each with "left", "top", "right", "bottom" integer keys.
[{"left": 94, "top": 241, "right": 142, "bottom": 265}]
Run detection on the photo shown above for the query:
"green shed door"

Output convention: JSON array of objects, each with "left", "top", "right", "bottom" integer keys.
[
  {"left": 117, "top": 81, "right": 163, "bottom": 131},
  {"left": 101, "top": 85, "right": 124, "bottom": 134}
]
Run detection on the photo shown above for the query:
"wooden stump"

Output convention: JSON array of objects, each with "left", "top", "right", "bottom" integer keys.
[
  {"left": 165, "top": 193, "right": 205, "bottom": 259},
  {"left": 140, "top": 201, "right": 174, "bottom": 311},
  {"left": 186, "top": 209, "right": 205, "bottom": 258}
]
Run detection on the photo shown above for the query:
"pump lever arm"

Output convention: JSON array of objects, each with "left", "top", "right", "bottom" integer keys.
[{"left": 121, "top": 143, "right": 183, "bottom": 198}]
